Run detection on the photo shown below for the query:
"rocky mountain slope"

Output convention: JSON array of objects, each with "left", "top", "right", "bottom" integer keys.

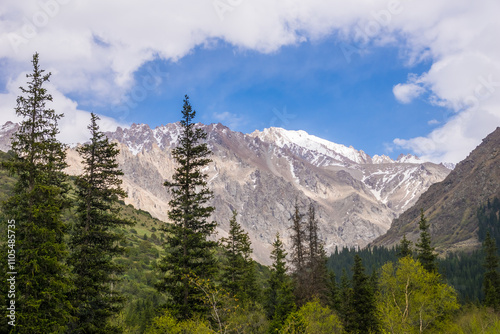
[
  {"left": 372, "top": 127, "right": 500, "bottom": 253},
  {"left": 0, "top": 121, "right": 451, "bottom": 264}
]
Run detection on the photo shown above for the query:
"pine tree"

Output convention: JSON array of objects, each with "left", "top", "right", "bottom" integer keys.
[
  {"left": 397, "top": 234, "right": 413, "bottom": 258},
  {"left": 483, "top": 231, "right": 500, "bottom": 310},
  {"left": 347, "top": 254, "right": 379, "bottom": 334},
  {"left": 1, "top": 53, "right": 72, "bottom": 333},
  {"left": 67, "top": 113, "right": 133, "bottom": 333},
  {"left": 289, "top": 199, "right": 308, "bottom": 306},
  {"left": 156, "top": 95, "right": 217, "bottom": 320},
  {"left": 339, "top": 268, "right": 352, "bottom": 329},
  {"left": 265, "top": 233, "right": 295, "bottom": 332},
  {"left": 416, "top": 209, "right": 437, "bottom": 273},
  {"left": 219, "top": 210, "right": 258, "bottom": 302},
  {"left": 306, "top": 204, "right": 328, "bottom": 302},
  {"left": 326, "top": 271, "right": 341, "bottom": 312}
]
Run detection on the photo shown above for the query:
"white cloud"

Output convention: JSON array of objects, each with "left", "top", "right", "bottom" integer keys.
[
  {"left": 0, "top": 0, "right": 499, "bottom": 161},
  {"left": 393, "top": 83, "right": 425, "bottom": 104},
  {"left": 0, "top": 72, "right": 125, "bottom": 144},
  {"left": 212, "top": 111, "right": 246, "bottom": 130}
]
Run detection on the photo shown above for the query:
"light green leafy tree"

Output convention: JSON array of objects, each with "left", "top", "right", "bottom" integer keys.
[
  {"left": 377, "top": 257, "right": 459, "bottom": 333},
  {"left": 280, "top": 299, "right": 343, "bottom": 334}
]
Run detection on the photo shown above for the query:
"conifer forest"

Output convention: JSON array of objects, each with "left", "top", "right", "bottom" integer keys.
[{"left": 2, "top": 54, "right": 500, "bottom": 333}]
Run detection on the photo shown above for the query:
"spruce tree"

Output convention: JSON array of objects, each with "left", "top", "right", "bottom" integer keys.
[
  {"left": 219, "top": 210, "right": 258, "bottom": 302},
  {"left": 265, "top": 233, "right": 295, "bottom": 332},
  {"left": 416, "top": 209, "right": 437, "bottom": 273},
  {"left": 156, "top": 95, "right": 217, "bottom": 320},
  {"left": 397, "top": 234, "right": 413, "bottom": 258},
  {"left": 348, "top": 254, "right": 379, "bottom": 334},
  {"left": 326, "top": 271, "right": 341, "bottom": 312},
  {"left": 67, "top": 113, "right": 133, "bottom": 333},
  {"left": 339, "top": 268, "right": 352, "bottom": 329},
  {"left": 1, "top": 52, "right": 72, "bottom": 333},
  {"left": 289, "top": 199, "right": 307, "bottom": 306},
  {"left": 483, "top": 231, "right": 500, "bottom": 310},
  {"left": 306, "top": 204, "right": 328, "bottom": 302}
]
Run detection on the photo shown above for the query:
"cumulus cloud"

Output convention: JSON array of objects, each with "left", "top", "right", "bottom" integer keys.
[
  {"left": 393, "top": 83, "right": 425, "bottom": 104},
  {"left": 0, "top": 0, "right": 499, "bottom": 161},
  {"left": 0, "top": 71, "right": 125, "bottom": 144}
]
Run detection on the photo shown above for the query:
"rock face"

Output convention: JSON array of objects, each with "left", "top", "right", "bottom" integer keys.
[
  {"left": 0, "top": 122, "right": 19, "bottom": 152},
  {"left": 0, "top": 121, "right": 451, "bottom": 264},
  {"left": 372, "top": 127, "right": 500, "bottom": 254}
]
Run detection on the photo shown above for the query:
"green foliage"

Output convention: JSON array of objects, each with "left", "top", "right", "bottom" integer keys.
[
  {"left": 326, "top": 271, "right": 341, "bottom": 312},
  {"left": 305, "top": 204, "right": 329, "bottom": 303},
  {"left": 398, "top": 234, "right": 413, "bottom": 258},
  {"left": 327, "top": 245, "right": 399, "bottom": 280},
  {"left": 156, "top": 95, "right": 218, "bottom": 320},
  {"left": 224, "top": 303, "right": 269, "bottom": 334},
  {"left": 1, "top": 52, "right": 73, "bottom": 333},
  {"left": 220, "top": 210, "right": 259, "bottom": 302},
  {"left": 289, "top": 200, "right": 307, "bottom": 306},
  {"left": 444, "top": 304, "right": 500, "bottom": 334},
  {"left": 281, "top": 300, "right": 343, "bottom": 334},
  {"left": 347, "top": 254, "right": 379, "bottom": 333},
  {"left": 478, "top": 197, "right": 500, "bottom": 243},
  {"left": 378, "top": 257, "right": 459, "bottom": 333},
  {"left": 416, "top": 209, "right": 438, "bottom": 273},
  {"left": 483, "top": 231, "right": 500, "bottom": 310},
  {"left": 266, "top": 233, "right": 296, "bottom": 333},
  {"left": 67, "top": 113, "right": 134, "bottom": 333},
  {"left": 145, "top": 310, "right": 214, "bottom": 334}
]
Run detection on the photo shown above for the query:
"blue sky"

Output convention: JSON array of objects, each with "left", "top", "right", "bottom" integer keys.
[
  {"left": 0, "top": 0, "right": 499, "bottom": 163},
  {"left": 83, "top": 40, "right": 439, "bottom": 158}
]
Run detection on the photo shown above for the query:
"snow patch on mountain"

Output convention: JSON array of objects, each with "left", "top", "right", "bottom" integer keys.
[{"left": 250, "top": 127, "right": 370, "bottom": 165}]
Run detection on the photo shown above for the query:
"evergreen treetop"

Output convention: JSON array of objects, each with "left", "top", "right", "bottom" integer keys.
[
  {"left": 265, "top": 233, "right": 295, "bottom": 331},
  {"left": 220, "top": 210, "right": 258, "bottom": 302},
  {"left": 1, "top": 52, "right": 72, "bottom": 333},
  {"left": 68, "top": 113, "right": 133, "bottom": 333},
  {"left": 156, "top": 95, "right": 217, "bottom": 320},
  {"left": 397, "top": 234, "right": 413, "bottom": 258},
  {"left": 416, "top": 209, "right": 437, "bottom": 273}
]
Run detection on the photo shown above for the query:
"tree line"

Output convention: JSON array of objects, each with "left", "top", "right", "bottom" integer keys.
[{"left": 2, "top": 53, "right": 500, "bottom": 333}]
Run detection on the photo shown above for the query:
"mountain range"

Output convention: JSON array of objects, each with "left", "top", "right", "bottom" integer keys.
[
  {"left": 0, "top": 121, "right": 451, "bottom": 263},
  {"left": 373, "top": 127, "right": 500, "bottom": 254}
]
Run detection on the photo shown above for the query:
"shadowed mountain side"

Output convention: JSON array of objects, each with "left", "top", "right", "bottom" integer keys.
[{"left": 372, "top": 127, "right": 500, "bottom": 254}]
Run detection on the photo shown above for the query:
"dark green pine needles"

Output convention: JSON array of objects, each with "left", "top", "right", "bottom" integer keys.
[
  {"left": 1, "top": 52, "right": 72, "bottom": 333},
  {"left": 220, "top": 210, "right": 259, "bottom": 303},
  {"left": 156, "top": 95, "right": 217, "bottom": 320},
  {"left": 67, "top": 113, "right": 133, "bottom": 333}
]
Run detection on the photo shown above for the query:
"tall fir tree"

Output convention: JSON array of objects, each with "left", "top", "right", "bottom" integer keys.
[
  {"left": 306, "top": 204, "right": 329, "bottom": 302},
  {"left": 347, "top": 254, "right": 379, "bottom": 334},
  {"left": 289, "top": 199, "right": 308, "bottom": 306},
  {"left": 1, "top": 53, "right": 72, "bottom": 333},
  {"left": 67, "top": 113, "right": 133, "bottom": 333},
  {"left": 415, "top": 209, "right": 437, "bottom": 273},
  {"left": 397, "top": 234, "right": 413, "bottom": 258},
  {"left": 483, "top": 231, "right": 500, "bottom": 310},
  {"left": 339, "top": 268, "right": 353, "bottom": 329},
  {"left": 326, "top": 271, "right": 341, "bottom": 312},
  {"left": 265, "top": 233, "right": 295, "bottom": 332},
  {"left": 219, "top": 210, "right": 259, "bottom": 302},
  {"left": 156, "top": 95, "right": 217, "bottom": 320}
]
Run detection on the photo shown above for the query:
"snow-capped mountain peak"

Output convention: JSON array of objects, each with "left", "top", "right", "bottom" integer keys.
[{"left": 250, "top": 127, "right": 370, "bottom": 165}]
